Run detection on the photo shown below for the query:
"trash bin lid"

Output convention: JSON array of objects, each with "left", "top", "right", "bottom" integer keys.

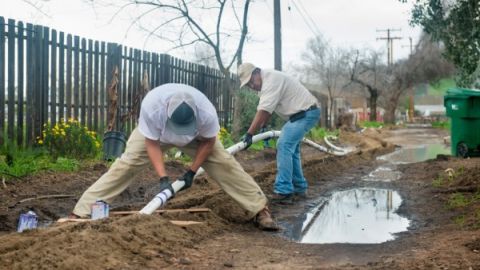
[{"left": 445, "top": 88, "right": 480, "bottom": 98}]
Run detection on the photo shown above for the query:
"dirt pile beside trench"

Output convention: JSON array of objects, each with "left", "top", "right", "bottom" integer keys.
[{"left": 0, "top": 213, "right": 228, "bottom": 270}]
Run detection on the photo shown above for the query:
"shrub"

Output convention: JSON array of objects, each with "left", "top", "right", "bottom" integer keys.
[
  {"left": 38, "top": 118, "right": 101, "bottom": 159},
  {"left": 218, "top": 127, "right": 235, "bottom": 148},
  {"left": 233, "top": 89, "right": 285, "bottom": 138}
]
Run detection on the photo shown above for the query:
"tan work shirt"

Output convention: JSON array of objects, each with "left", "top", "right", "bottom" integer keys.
[{"left": 257, "top": 69, "right": 317, "bottom": 120}]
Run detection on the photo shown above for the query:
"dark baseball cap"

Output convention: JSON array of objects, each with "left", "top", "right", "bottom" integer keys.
[{"left": 166, "top": 92, "right": 197, "bottom": 135}]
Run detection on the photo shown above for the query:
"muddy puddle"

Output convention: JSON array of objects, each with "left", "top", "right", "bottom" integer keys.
[
  {"left": 364, "top": 143, "right": 450, "bottom": 182},
  {"left": 283, "top": 188, "right": 409, "bottom": 244},
  {"left": 280, "top": 129, "right": 450, "bottom": 244},
  {"left": 377, "top": 143, "right": 450, "bottom": 165}
]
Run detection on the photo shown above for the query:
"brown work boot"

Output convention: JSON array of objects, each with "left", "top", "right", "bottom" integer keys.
[
  {"left": 270, "top": 193, "right": 293, "bottom": 205},
  {"left": 254, "top": 206, "right": 280, "bottom": 231}
]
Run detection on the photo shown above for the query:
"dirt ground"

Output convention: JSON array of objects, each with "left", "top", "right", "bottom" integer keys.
[{"left": 1, "top": 127, "right": 480, "bottom": 269}]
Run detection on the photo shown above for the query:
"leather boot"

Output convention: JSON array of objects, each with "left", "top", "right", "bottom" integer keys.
[{"left": 254, "top": 206, "right": 280, "bottom": 231}]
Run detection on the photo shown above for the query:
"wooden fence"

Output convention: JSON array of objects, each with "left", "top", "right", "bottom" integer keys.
[{"left": 0, "top": 16, "right": 234, "bottom": 147}]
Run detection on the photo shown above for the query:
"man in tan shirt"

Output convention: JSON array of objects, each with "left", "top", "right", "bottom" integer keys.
[{"left": 238, "top": 63, "right": 320, "bottom": 204}]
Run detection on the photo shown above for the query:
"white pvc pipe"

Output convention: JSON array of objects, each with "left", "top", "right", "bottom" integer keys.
[
  {"left": 324, "top": 135, "right": 351, "bottom": 154},
  {"left": 141, "top": 130, "right": 353, "bottom": 214},
  {"left": 139, "top": 180, "right": 185, "bottom": 214}
]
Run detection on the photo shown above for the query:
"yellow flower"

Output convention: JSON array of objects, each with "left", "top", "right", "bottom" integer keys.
[{"left": 38, "top": 140, "right": 43, "bottom": 145}]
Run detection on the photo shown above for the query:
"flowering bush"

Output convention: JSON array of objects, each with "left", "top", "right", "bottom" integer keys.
[
  {"left": 218, "top": 127, "right": 234, "bottom": 147},
  {"left": 37, "top": 118, "right": 101, "bottom": 159}
]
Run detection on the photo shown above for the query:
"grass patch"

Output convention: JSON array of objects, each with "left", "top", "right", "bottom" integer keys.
[
  {"left": 447, "top": 193, "right": 471, "bottom": 209},
  {"left": 306, "top": 127, "right": 339, "bottom": 141},
  {"left": 431, "top": 120, "right": 451, "bottom": 130},
  {"left": 453, "top": 215, "right": 466, "bottom": 226},
  {"left": 249, "top": 137, "right": 278, "bottom": 151},
  {"left": 0, "top": 140, "right": 96, "bottom": 181},
  {"left": 0, "top": 148, "right": 81, "bottom": 181},
  {"left": 432, "top": 175, "right": 445, "bottom": 187},
  {"left": 359, "top": 121, "right": 383, "bottom": 128}
]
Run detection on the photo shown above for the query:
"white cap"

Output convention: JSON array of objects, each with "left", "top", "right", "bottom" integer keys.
[{"left": 238, "top": 63, "right": 256, "bottom": 88}]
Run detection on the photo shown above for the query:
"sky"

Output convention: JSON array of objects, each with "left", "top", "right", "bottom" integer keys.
[{"left": 1, "top": 0, "right": 421, "bottom": 71}]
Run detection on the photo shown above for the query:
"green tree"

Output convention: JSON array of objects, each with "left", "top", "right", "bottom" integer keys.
[{"left": 411, "top": 0, "right": 480, "bottom": 87}]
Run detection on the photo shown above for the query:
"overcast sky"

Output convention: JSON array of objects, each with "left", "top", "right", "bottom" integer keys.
[{"left": 2, "top": 0, "right": 420, "bottom": 70}]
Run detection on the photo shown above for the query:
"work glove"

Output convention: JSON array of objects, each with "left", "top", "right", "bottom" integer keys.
[
  {"left": 159, "top": 176, "right": 174, "bottom": 194},
  {"left": 179, "top": 169, "right": 196, "bottom": 191},
  {"left": 144, "top": 176, "right": 174, "bottom": 202},
  {"left": 243, "top": 133, "right": 253, "bottom": 149}
]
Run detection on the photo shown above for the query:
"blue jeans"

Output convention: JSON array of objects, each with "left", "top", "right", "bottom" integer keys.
[{"left": 274, "top": 108, "right": 320, "bottom": 195}]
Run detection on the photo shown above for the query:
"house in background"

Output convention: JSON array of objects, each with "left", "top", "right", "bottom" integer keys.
[
  {"left": 303, "top": 83, "right": 384, "bottom": 127},
  {"left": 410, "top": 83, "right": 448, "bottom": 122}
]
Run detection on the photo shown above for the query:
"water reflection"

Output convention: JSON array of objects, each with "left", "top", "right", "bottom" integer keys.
[
  {"left": 378, "top": 143, "right": 450, "bottom": 164},
  {"left": 362, "top": 165, "right": 402, "bottom": 182},
  {"left": 285, "top": 188, "right": 410, "bottom": 244}
]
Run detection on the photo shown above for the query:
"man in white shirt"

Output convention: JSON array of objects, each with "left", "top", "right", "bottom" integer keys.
[
  {"left": 238, "top": 63, "right": 321, "bottom": 204},
  {"left": 71, "top": 83, "right": 278, "bottom": 230}
]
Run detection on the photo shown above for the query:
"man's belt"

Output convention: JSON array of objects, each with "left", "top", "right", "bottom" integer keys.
[{"left": 289, "top": 104, "right": 318, "bottom": 122}]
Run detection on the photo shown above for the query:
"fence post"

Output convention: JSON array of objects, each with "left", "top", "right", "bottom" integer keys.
[
  {"left": 106, "top": 42, "right": 122, "bottom": 132},
  {"left": 0, "top": 17, "right": 5, "bottom": 146},
  {"left": 7, "top": 19, "right": 15, "bottom": 144},
  {"left": 17, "top": 21, "right": 25, "bottom": 146},
  {"left": 33, "top": 25, "right": 43, "bottom": 143},
  {"left": 41, "top": 27, "right": 49, "bottom": 134},
  {"left": 51, "top": 29, "right": 57, "bottom": 126}
]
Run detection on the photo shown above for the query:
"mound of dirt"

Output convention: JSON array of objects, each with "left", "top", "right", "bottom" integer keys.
[{"left": 0, "top": 213, "right": 228, "bottom": 270}]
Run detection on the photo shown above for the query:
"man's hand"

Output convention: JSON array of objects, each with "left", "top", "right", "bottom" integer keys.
[
  {"left": 159, "top": 176, "right": 174, "bottom": 194},
  {"left": 179, "top": 170, "right": 196, "bottom": 191},
  {"left": 243, "top": 133, "right": 253, "bottom": 149}
]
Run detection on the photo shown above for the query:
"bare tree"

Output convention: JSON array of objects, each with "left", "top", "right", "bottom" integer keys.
[
  {"left": 348, "top": 49, "right": 388, "bottom": 121},
  {"left": 299, "top": 35, "right": 350, "bottom": 127},
  {"left": 382, "top": 34, "right": 455, "bottom": 123},
  {"left": 106, "top": 0, "right": 252, "bottom": 135},
  {"left": 193, "top": 42, "right": 218, "bottom": 69}
]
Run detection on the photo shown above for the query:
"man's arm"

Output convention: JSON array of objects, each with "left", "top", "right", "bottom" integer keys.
[
  {"left": 190, "top": 136, "right": 216, "bottom": 172},
  {"left": 145, "top": 138, "right": 167, "bottom": 177},
  {"left": 247, "top": 110, "right": 272, "bottom": 135}
]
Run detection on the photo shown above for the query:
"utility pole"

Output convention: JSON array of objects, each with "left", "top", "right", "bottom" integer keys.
[
  {"left": 274, "top": 0, "right": 282, "bottom": 70},
  {"left": 376, "top": 28, "right": 402, "bottom": 66},
  {"left": 402, "top": 37, "right": 413, "bottom": 55},
  {"left": 402, "top": 37, "right": 415, "bottom": 122}
]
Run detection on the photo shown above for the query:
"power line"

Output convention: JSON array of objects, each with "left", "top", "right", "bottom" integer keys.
[
  {"left": 297, "top": 0, "right": 321, "bottom": 35},
  {"left": 290, "top": 1, "right": 320, "bottom": 37},
  {"left": 376, "top": 28, "right": 402, "bottom": 66}
]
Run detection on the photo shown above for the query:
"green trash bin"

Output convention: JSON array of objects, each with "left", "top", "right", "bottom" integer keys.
[{"left": 444, "top": 88, "right": 480, "bottom": 157}]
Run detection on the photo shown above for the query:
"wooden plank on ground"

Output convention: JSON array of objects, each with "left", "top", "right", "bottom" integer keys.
[
  {"left": 57, "top": 218, "right": 203, "bottom": 226},
  {"left": 110, "top": 208, "right": 211, "bottom": 216}
]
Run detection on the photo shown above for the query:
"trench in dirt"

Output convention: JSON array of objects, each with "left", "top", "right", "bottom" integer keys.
[{"left": 277, "top": 128, "right": 450, "bottom": 244}]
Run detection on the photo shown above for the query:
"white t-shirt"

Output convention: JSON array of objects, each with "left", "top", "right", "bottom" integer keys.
[
  {"left": 258, "top": 69, "right": 317, "bottom": 120},
  {"left": 138, "top": 84, "right": 220, "bottom": 146}
]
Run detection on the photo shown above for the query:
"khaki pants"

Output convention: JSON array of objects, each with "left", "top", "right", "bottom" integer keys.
[{"left": 73, "top": 128, "right": 267, "bottom": 218}]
